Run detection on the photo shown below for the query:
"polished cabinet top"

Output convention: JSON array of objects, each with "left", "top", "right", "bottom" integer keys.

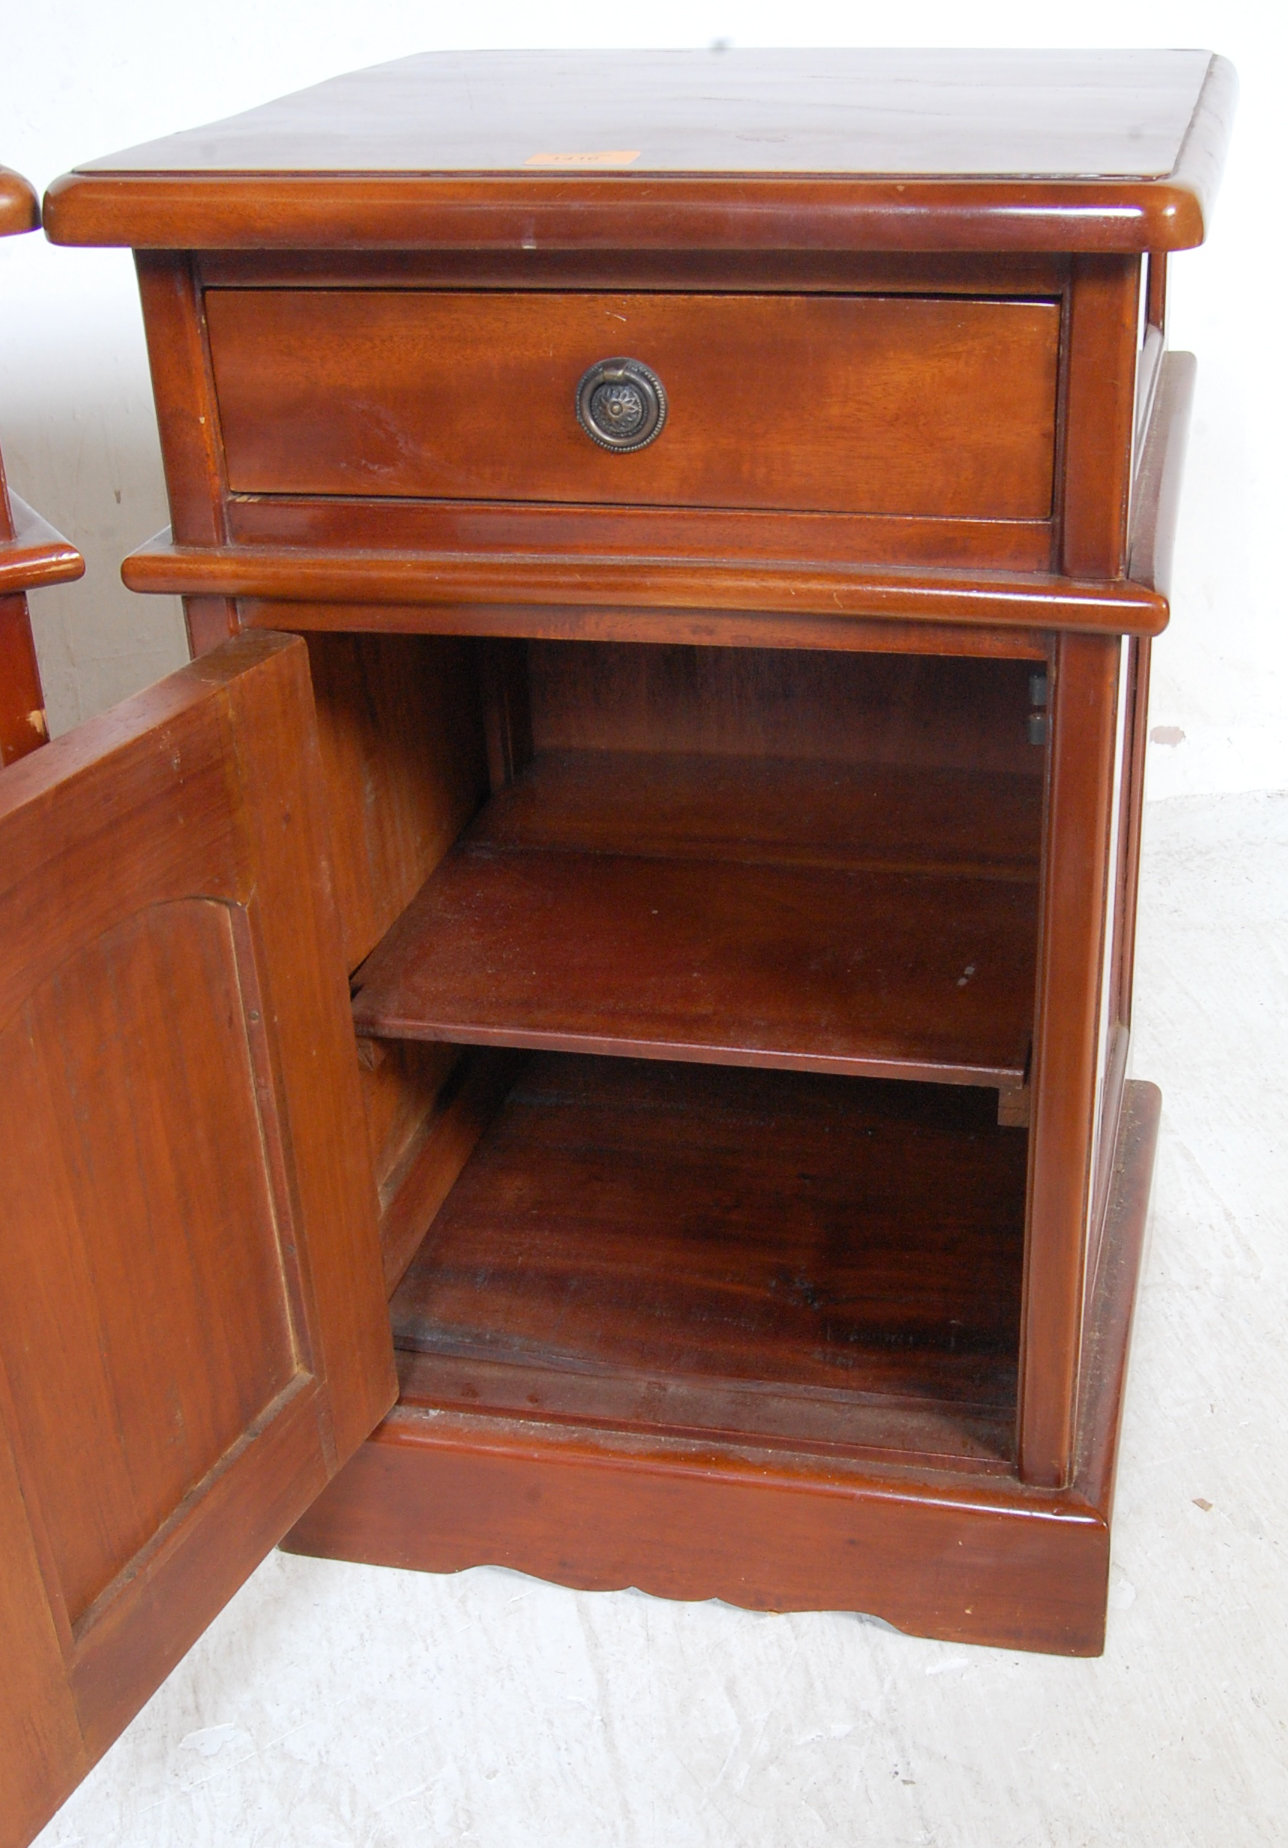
[
  {"left": 63, "top": 49, "right": 1219, "bottom": 178},
  {"left": 44, "top": 48, "right": 1234, "bottom": 253}
]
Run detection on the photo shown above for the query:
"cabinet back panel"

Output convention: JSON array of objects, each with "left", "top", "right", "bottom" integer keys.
[
  {"left": 529, "top": 641, "right": 1043, "bottom": 777},
  {"left": 391, "top": 1055, "right": 1026, "bottom": 1428}
]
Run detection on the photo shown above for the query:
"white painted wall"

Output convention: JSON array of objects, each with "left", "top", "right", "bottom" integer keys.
[{"left": 0, "top": 4, "right": 1281, "bottom": 798}]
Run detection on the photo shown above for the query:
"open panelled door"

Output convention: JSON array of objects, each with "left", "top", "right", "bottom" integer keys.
[{"left": 0, "top": 631, "right": 396, "bottom": 1846}]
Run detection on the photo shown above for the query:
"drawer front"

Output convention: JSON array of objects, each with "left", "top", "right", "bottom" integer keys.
[{"left": 207, "top": 290, "right": 1059, "bottom": 522}]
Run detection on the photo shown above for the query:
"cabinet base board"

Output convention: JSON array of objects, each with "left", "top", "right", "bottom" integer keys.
[{"left": 284, "top": 1081, "right": 1160, "bottom": 1657}]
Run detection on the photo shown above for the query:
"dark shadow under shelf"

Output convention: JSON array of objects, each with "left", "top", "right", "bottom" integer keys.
[
  {"left": 351, "top": 750, "right": 1040, "bottom": 1090},
  {"left": 389, "top": 1054, "right": 1028, "bottom": 1467}
]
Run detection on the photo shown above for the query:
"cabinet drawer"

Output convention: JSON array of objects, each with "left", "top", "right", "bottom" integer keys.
[{"left": 206, "top": 290, "right": 1060, "bottom": 523}]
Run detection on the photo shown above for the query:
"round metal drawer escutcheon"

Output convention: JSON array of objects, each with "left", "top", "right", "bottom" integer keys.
[{"left": 575, "top": 358, "right": 667, "bottom": 452}]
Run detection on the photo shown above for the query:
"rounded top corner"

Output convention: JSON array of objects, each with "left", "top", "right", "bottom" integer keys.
[{"left": 0, "top": 166, "right": 41, "bottom": 239}]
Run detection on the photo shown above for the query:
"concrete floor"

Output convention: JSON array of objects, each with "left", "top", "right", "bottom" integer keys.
[{"left": 32, "top": 787, "right": 1288, "bottom": 1848}]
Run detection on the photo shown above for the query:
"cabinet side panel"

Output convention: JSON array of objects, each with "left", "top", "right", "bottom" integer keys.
[
  {"left": 302, "top": 632, "right": 488, "bottom": 970},
  {"left": 1020, "top": 631, "right": 1120, "bottom": 1487},
  {"left": 1083, "top": 637, "right": 1137, "bottom": 1305},
  {"left": 359, "top": 1038, "right": 463, "bottom": 1205}
]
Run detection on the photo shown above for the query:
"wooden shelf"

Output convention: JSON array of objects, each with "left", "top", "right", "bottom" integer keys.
[
  {"left": 352, "top": 750, "right": 1040, "bottom": 1090},
  {"left": 388, "top": 1053, "right": 1027, "bottom": 1466}
]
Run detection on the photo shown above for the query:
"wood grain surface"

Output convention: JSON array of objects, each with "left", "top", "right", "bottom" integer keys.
[
  {"left": 126, "top": 540, "right": 1170, "bottom": 636},
  {"left": 389, "top": 1053, "right": 1027, "bottom": 1424},
  {"left": 0, "top": 594, "right": 48, "bottom": 764},
  {"left": 0, "top": 165, "right": 38, "bottom": 237},
  {"left": 523, "top": 641, "right": 1045, "bottom": 778},
  {"left": 286, "top": 1082, "right": 1160, "bottom": 1656},
  {"left": 43, "top": 51, "right": 1234, "bottom": 253},
  {"left": 351, "top": 751, "right": 1039, "bottom": 1090},
  {"left": 207, "top": 289, "right": 1059, "bottom": 520},
  {"left": 222, "top": 479, "right": 1057, "bottom": 577},
  {"left": 0, "top": 633, "right": 394, "bottom": 1845},
  {"left": 300, "top": 631, "right": 488, "bottom": 970},
  {"left": 23, "top": 50, "right": 1217, "bottom": 1697},
  {"left": 0, "top": 416, "right": 81, "bottom": 768},
  {"left": 0, "top": 492, "right": 85, "bottom": 596}
]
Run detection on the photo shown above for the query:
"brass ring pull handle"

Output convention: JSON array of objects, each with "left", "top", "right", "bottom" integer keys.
[{"left": 575, "top": 357, "right": 667, "bottom": 452}]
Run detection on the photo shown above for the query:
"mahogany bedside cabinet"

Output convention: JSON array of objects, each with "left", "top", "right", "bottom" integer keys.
[
  {"left": 1, "top": 50, "right": 1233, "bottom": 1845},
  {"left": 0, "top": 166, "right": 82, "bottom": 764}
]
